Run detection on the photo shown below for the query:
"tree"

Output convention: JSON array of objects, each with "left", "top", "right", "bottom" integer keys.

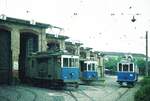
[
  {"left": 135, "top": 57, "right": 145, "bottom": 75},
  {"left": 104, "top": 56, "right": 119, "bottom": 74}
]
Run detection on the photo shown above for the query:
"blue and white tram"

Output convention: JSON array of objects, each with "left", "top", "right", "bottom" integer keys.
[
  {"left": 80, "top": 60, "right": 98, "bottom": 82},
  {"left": 61, "top": 55, "right": 80, "bottom": 85},
  {"left": 117, "top": 56, "right": 138, "bottom": 87}
]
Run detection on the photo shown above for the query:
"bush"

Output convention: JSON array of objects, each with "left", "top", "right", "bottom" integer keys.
[
  {"left": 140, "top": 77, "right": 150, "bottom": 86},
  {"left": 135, "top": 85, "right": 150, "bottom": 101},
  {"left": 135, "top": 77, "right": 150, "bottom": 101}
]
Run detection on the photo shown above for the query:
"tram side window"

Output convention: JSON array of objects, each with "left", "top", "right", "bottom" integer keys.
[
  {"left": 119, "top": 63, "right": 122, "bottom": 71},
  {"left": 123, "top": 64, "right": 128, "bottom": 71},
  {"left": 130, "top": 64, "right": 133, "bottom": 71},
  {"left": 92, "top": 63, "right": 95, "bottom": 70},
  {"left": 63, "top": 58, "right": 68, "bottom": 67}
]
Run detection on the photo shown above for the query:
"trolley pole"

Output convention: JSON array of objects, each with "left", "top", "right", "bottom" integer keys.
[{"left": 146, "top": 31, "right": 148, "bottom": 76}]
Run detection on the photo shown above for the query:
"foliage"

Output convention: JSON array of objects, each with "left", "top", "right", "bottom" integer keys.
[
  {"left": 140, "top": 77, "right": 150, "bottom": 86},
  {"left": 135, "top": 57, "right": 146, "bottom": 75},
  {"left": 135, "top": 57, "right": 145, "bottom": 68},
  {"left": 104, "top": 56, "right": 148, "bottom": 75},
  {"left": 104, "top": 56, "right": 121, "bottom": 74},
  {"left": 134, "top": 77, "right": 150, "bottom": 101},
  {"left": 104, "top": 57, "right": 118, "bottom": 69}
]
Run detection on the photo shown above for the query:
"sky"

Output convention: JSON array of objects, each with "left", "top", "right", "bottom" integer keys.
[{"left": 0, "top": 0, "right": 150, "bottom": 55}]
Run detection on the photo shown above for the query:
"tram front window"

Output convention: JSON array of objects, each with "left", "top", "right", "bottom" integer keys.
[
  {"left": 69, "top": 58, "right": 73, "bottom": 67},
  {"left": 88, "top": 64, "right": 91, "bottom": 71},
  {"left": 63, "top": 58, "right": 68, "bottom": 67},
  {"left": 130, "top": 64, "right": 133, "bottom": 72},
  {"left": 92, "top": 63, "right": 95, "bottom": 71},
  {"left": 69, "top": 58, "right": 79, "bottom": 67},
  {"left": 123, "top": 64, "right": 128, "bottom": 71},
  {"left": 119, "top": 63, "right": 122, "bottom": 71},
  {"left": 75, "top": 59, "right": 79, "bottom": 67}
]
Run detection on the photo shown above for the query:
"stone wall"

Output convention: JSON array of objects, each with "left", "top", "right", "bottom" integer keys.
[{"left": 0, "top": 20, "right": 48, "bottom": 77}]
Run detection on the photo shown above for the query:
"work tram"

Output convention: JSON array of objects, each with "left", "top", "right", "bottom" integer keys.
[
  {"left": 25, "top": 51, "right": 80, "bottom": 88},
  {"left": 80, "top": 60, "right": 98, "bottom": 83},
  {"left": 117, "top": 55, "right": 138, "bottom": 87}
]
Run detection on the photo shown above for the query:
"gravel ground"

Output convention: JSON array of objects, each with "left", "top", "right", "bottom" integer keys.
[
  {"left": 117, "top": 83, "right": 140, "bottom": 101},
  {"left": 0, "top": 76, "right": 141, "bottom": 101}
]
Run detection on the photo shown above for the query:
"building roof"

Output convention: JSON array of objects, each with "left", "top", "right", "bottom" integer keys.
[
  {"left": 46, "top": 33, "right": 69, "bottom": 40},
  {"left": 0, "top": 16, "right": 50, "bottom": 28},
  {"left": 98, "top": 51, "right": 146, "bottom": 57}
]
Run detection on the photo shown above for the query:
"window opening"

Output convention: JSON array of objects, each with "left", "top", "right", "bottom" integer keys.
[
  {"left": 119, "top": 63, "right": 122, "bottom": 71},
  {"left": 123, "top": 64, "right": 128, "bottom": 71},
  {"left": 130, "top": 64, "right": 133, "bottom": 71},
  {"left": 92, "top": 63, "right": 95, "bottom": 70},
  {"left": 63, "top": 58, "right": 68, "bottom": 67}
]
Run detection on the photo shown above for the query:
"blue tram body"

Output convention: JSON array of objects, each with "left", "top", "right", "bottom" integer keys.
[
  {"left": 80, "top": 60, "right": 98, "bottom": 82},
  {"left": 61, "top": 68, "right": 79, "bottom": 81},
  {"left": 117, "top": 72, "right": 138, "bottom": 82},
  {"left": 26, "top": 51, "right": 80, "bottom": 88},
  {"left": 117, "top": 55, "right": 138, "bottom": 87},
  {"left": 82, "top": 71, "right": 98, "bottom": 80}
]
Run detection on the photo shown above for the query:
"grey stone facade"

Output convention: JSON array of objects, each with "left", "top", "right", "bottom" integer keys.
[{"left": 0, "top": 17, "right": 49, "bottom": 82}]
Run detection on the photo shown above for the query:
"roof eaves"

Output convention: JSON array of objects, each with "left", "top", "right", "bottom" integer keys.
[{"left": 0, "top": 17, "right": 50, "bottom": 28}]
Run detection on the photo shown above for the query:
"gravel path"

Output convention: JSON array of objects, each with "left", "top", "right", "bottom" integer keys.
[{"left": 0, "top": 76, "right": 141, "bottom": 101}]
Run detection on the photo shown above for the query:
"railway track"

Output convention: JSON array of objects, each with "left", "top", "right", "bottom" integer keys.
[
  {"left": 0, "top": 86, "right": 22, "bottom": 101},
  {"left": 5, "top": 86, "right": 22, "bottom": 101},
  {"left": 116, "top": 88, "right": 130, "bottom": 101},
  {"left": 64, "top": 87, "right": 95, "bottom": 101},
  {"left": 77, "top": 89, "right": 95, "bottom": 101},
  {"left": 17, "top": 86, "right": 38, "bottom": 101},
  {"left": 0, "top": 81, "right": 131, "bottom": 101},
  {"left": 0, "top": 96, "right": 10, "bottom": 101},
  {"left": 0, "top": 86, "right": 38, "bottom": 101},
  {"left": 67, "top": 90, "right": 78, "bottom": 101}
]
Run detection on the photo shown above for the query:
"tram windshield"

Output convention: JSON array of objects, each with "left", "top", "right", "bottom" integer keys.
[
  {"left": 123, "top": 64, "right": 128, "bottom": 71},
  {"left": 119, "top": 63, "right": 122, "bottom": 71},
  {"left": 130, "top": 64, "right": 133, "bottom": 71},
  {"left": 87, "top": 63, "right": 96, "bottom": 71},
  {"left": 118, "top": 63, "right": 134, "bottom": 72},
  {"left": 92, "top": 63, "right": 95, "bottom": 70},
  {"left": 63, "top": 58, "right": 68, "bottom": 67},
  {"left": 62, "top": 56, "right": 79, "bottom": 68}
]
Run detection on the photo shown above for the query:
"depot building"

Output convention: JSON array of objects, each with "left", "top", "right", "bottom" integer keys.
[{"left": 0, "top": 16, "right": 50, "bottom": 84}]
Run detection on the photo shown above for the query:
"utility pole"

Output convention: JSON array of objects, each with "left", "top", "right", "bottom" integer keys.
[{"left": 146, "top": 31, "right": 148, "bottom": 76}]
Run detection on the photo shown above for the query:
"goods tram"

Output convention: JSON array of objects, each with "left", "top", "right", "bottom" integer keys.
[
  {"left": 80, "top": 60, "right": 98, "bottom": 83},
  {"left": 25, "top": 51, "right": 80, "bottom": 88},
  {"left": 117, "top": 55, "right": 138, "bottom": 87}
]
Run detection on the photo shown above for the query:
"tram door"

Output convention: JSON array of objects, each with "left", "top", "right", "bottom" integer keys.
[{"left": 0, "top": 29, "right": 12, "bottom": 84}]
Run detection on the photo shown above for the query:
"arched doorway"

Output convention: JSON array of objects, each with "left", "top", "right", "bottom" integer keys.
[
  {"left": 19, "top": 32, "right": 38, "bottom": 82},
  {"left": 0, "top": 29, "right": 12, "bottom": 84}
]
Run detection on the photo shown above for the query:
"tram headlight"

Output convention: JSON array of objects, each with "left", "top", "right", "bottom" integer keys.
[
  {"left": 130, "top": 74, "right": 133, "bottom": 77},
  {"left": 63, "top": 76, "right": 67, "bottom": 79}
]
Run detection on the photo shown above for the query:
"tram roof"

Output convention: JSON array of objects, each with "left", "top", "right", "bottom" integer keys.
[
  {"left": 99, "top": 51, "right": 146, "bottom": 57},
  {"left": 28, "top": 51, "right": 78, "bottom": 58},
  {"left": 46, "top": 33, "right": 69, "bottom": 40}
]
